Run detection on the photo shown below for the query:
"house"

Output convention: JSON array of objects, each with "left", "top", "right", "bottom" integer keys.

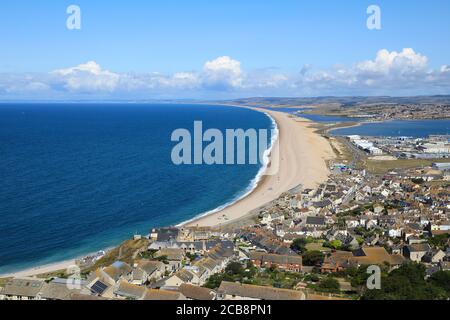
[
  {"left": 261, "top": 213, "right": 284, "bottom": 225},
  {"left": 142, "top": 289, "right": 186, "bottom": 300},
  {"left": 249, "top": 252, "right": 303, "bottom": 272},
  {"left": 39, "top": 278, "right": 85, "bottom": 300},
  {"left": 388, "top": 224, "right": 403, "bottom": 238},
  {"left": 132, "top": 260, "right": 166, "bottom": 285},
  {"left": 365, "top": 234, "right": 380, "bottom": 246},
  {"left": 360, "top": 216, "right": 378, "bottom": 229},
  {"left": 68, "top": 293, "right": 115, "bottom": 301},
  {"left": 407, "top": 236, "right": 426, "bottom": 245},
  {"left": 335, "top": 233, "right": 360, "bottom": 250},
  {"left": 191, "top": 244, "right": 234, "bottom": 285},
  {"left": 194, "top": 258, "right": 220, "bottom": 282},
  {"left": 85, "top": 261, "right": 134, "bottom": 298},
  {"left": 311, "top": 200, "right": 333, "bottom": 211},
  {"left": 114, "top": 281, "right": 147, "bottom": 300},
  {"left": 427, "top": 221, "right": 450, "bottom": 233},
  {"left": 160, "top": 242, "right": 235, "bottom": 288},
  {"left": 373, "top": 204, "right": 384, "bottom": 215},
  {"left": 149, "top": 240, "right": 234, "bottom": 256},
  {"left": 381, "top": 189, "right": 391, "bottom": 198},
  {"left": 440, "top": 261, "right": 450, "bottom": 271},
  {"left": 321, "top": 251, "right": 354, "bottom": 273},
  {"left": 322, "top": 247, "right": 404, "bottom": 273},
  {"left": 155, "top": 248, "right": 185, "bottom": 272},
  {"left": 85, "top": 269, "right": 116, "bottom": 298},
  {"left": 391, "top": 244, "right": 403, "bottom": 255},
  {"left": 217, "top": 281, "right": 305, "bottom": 300},
  {"left": 305, "top": 216, "right": 327, "bottom": 229},
  {"left": 149, "top": 241, "right": 202, "bottom": 253},
  {"left": 352, "top": 247, "right": 404, "bottom": 267},
  {"left": 1, "top": 277, "right": 45, "bottom": 300},
  {"left": 325, "top": 229, "right": 360, "bottom": 249},
  {"left": 345, "top": 218, "right": 360, "bottom": 229},
  {"left": 102, "top": 261, "right": 133, "bottom": 283},
  {"left": 150, "top": 227, "right": 180, "bottom": 242},
  {"left": 166, "top": 269, "right": 200, "bottom": 287},
  {"left": 178, "top": 284, "right": 216, "bottom": 300},
  {"left": 164, "top": 244, "right": 232, "bottom": 288},
  {"left": 422, "top": 249, "right": 446, "bottom": 263},
  {"left": 403, "top": 243, "right": 431, "bottom": 262},
  {"left": 404, "top": 223, "right": 425, "bottom": 239}
]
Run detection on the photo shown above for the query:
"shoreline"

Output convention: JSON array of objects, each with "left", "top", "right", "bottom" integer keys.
[
  {"left": 0, "top": 248, "right": 112, "bottom": 279},
  {"left": 183, "top": 106, "right": 336, "bottom": 228},
  {"left": 0, "top": 258, "right": 78, "bottom": 279},
  {"left": 177, "top": 108, "right": 279, "bottom": 227},
  {"left": 327, "top": 118, "right": 450, "bottom": 137},
  {"left": 1, "top": 104, "right": 335, "bottom": 278}
]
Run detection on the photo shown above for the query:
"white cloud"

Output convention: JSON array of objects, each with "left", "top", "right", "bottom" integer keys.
[
  {"left": 356, "top": 48, "right": 428, "bottom": 76},
  {"left": 167, "top": 72, "right": 200, "bottom": 88},
  {"left": 202, "top": 56, "right": 243, "bottom": 89},
  {"left": 0, "top": 49, "right": 449, "bottom": 98},
  {"left": 53, "top": 61, "right": 103, "bottom": 76},
  {"left": 441, "top": 65, "right": 450, "bottom": 73},
  {"left": 294, "top": 48, "right": 444, "bottom": 95},
  {"left": 52, "top": 61, "right": 120, "bottom": 92}
]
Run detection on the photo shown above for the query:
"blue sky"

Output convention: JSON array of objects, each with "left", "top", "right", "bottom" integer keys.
[{"left": 0, "top": 0, "right": 449, "bottom": 99}]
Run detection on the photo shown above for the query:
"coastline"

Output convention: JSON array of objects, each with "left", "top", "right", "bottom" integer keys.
[
  {"left": 0, "top": 248, "right": 113, "bottom": 279},
  {"left": 327, "top": 118, "right": 450, "bottom": 137},
  {"left": 177, "top": 108, "right": 279, "bottom": 227},
  {"left": 183, "top": 107, "right": 336, "bottom": 228},
  {"left": 326, "top": 118, "right": 395, "bottom": 136},
  {"left": 1, "top": 105, "right": 335, "bottom": 278},
  {"left": 0, "top": 258, "right": 78, "bottom": 279}
]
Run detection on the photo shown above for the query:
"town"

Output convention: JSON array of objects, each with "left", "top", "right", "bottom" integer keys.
[
  {"left": 298, "top": 102, "right": 450, "bottom": 122},
  {"left": 1, "top": 138, "right": 449, "bottom": 300}
]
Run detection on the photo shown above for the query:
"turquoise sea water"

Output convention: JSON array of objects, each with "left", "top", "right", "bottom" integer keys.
[{"left": 0, "top": 103, "right": 273, "bottom": 274}]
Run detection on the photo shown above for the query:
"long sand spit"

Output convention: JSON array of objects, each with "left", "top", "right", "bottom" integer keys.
[
  {"left": 184, "top": 107, "right": 335, "bottom": 228},
  {"left": 1, "top": 107, "right": 335, "bottom": 278}
]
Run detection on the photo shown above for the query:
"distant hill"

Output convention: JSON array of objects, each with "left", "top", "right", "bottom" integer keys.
[{"left": 214, "top": 96, "right": 450, "bottom": 108}]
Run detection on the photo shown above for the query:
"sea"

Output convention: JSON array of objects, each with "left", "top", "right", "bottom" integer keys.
[
  {"left": 264, "top": 106, "right": 450, "bottom": 137},
  {"left": 0, "top": 103, "right": 274, "bottom": 274}
]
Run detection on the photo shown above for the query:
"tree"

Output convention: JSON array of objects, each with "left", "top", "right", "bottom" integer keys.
[
  {"left": 428, "top": 234, "right": 450, "bottom": 250},
  {"left": 302, "top": 251, "right": 324, "bottom": 266},
  {"left": 268, "top": 264, "right": 278, "bottom": 273},
  {"left": 225, "top": 262, "right": 244, "bottom": 275},
  {"left": 204, "top": 274, "right": 224, "bottom": 289},
  {"left": 429, "top": 271, "right": 450, "bottom": 295},
  {"left": 328, "top": 240, "right": 342, "bottom": 250},
  {"left": 290, "top": 238, "right": 308, "bottom": 254},
  {"left": 362, "top": 262, "right": 449, "bottom": 300},
  {"left": 155, "top": 255, "right": 169, "bottom": 264},
  {"left": 140, "top": 249, "right": 158, "bottom": 259},
  {"left": 303, "top": 273, "right": 319, "bottom": 283},
  {"left": 185, "top": 252, "right": 197, "bottom": 262},
  {"left": 317, "top": 277, "right": 340, "bottom": 293},
  {"left": 389, "top": 262, "right": 426, "bottom": 287},
  {"left": 346, "top": 266, "right": 370, "bottom": 288},
  {"left": 357, "top": 237, "right": 365, "bottom": 246},
  {"left": 244, "top": 261, "right": 257, "bottom": 278},
  {"left": 411, "top": 178, "right": 425, "bottom": 184}
]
